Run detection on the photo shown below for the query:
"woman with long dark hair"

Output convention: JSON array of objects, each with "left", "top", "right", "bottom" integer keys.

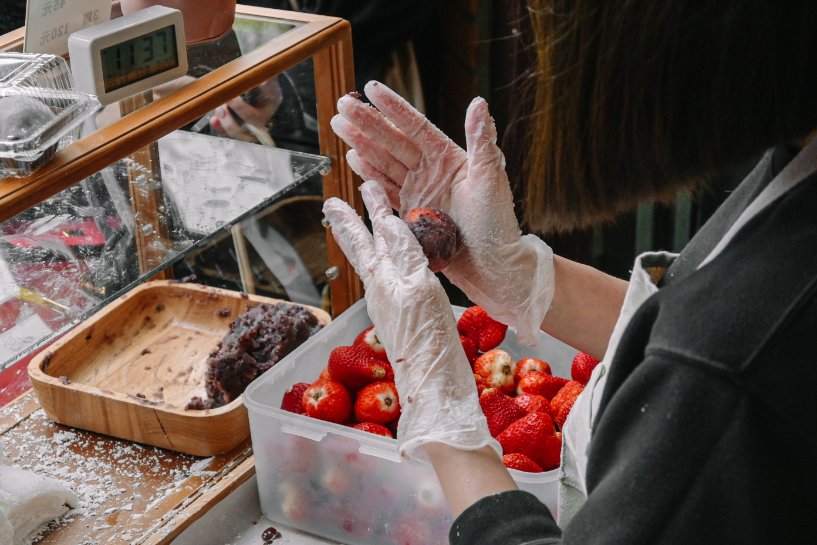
[{"left": 323, "top": 2, "right": 817, "bottom": 543}]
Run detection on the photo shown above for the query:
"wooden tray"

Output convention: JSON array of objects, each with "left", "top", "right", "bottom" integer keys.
[{"left": 27, "top": 281, "right": 331, "bottom": 456}]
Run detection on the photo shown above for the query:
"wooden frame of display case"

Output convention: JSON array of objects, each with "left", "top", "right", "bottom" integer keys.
[{"left": 0, "top": 5, "right": 363, "bottom": 316}]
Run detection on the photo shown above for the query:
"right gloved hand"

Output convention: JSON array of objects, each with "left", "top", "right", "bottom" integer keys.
[
  {"left": 331, "top": 81, "right": 554, "bottom": 345},
  {"left": 323, "top": 181, "right": 499, "bottom": 458}
]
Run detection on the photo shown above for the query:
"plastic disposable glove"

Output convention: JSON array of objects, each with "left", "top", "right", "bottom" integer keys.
[
  {"left": 331, "top": 81, "right": 554, "bottom": 345},
  {"left": 323, "top": 181, "right": 500, "bottom": 458}
]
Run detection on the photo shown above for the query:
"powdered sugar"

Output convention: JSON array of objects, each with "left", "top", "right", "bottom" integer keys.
[{"left": 1, "top": 408, "right": 227, "bottom": 544}]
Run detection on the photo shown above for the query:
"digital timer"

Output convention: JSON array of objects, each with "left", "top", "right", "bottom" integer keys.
[{"left": 68, "top": 6, "right": 188, "bottom": 105}]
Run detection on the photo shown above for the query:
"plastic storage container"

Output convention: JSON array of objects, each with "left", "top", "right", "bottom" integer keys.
[
  {"left": 0, "top": 53, "right": 100, "bottom": 178},
  {"left": 245, "top": 299, "right": 579, "bottom": 545}
]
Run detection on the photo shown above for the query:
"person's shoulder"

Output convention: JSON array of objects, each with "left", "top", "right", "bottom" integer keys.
[{"left": 647, "top": 176, "right": 817, "bottom": 373}]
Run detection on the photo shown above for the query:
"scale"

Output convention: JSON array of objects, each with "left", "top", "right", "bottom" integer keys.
[{"left": 67, "top": 5, "right": 188, "bottom": 105}]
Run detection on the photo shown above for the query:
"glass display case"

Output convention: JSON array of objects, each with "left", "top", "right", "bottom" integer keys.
[{"left": 0, "top": 5, "right": 363, "bottom": 383}]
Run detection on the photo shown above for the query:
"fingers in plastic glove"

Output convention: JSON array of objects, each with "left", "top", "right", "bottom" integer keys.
[
  {"left": 359, "top": 180, "right": 394, "bottom": 223},
  {"left": 361, "top": 181, "right": 430, "bottom": 275},
  {"left": 346, "top": 150, "right": 401, "bottom": 207},
  {"left": 322, "top": 197, "right": 377, "bottom": 286},
  {"left": 332, "top": 114, "right": 410, "bottom": 186},
  {"left": 364, "top": 81, "right": 456, "bottom": 157},
  {"left": 378, "top": 213, "right": 432, "bottom": 279},
  {"left": 463, "top": 98, "right": 520, "bottom": 239},
  {"left": 337, "top": 95, "right": 421, "bottom": 169}
]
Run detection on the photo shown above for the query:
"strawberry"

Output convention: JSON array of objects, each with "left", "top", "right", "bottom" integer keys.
[
  {"left": 390, "top": 515, "right": 433, "bottom": 545},
  {"left": 279, "top": 481, "right": 312, "bottom": 523},
  {"left": 320, "top": 464, "right": 355, "bottom": 496},
  {"left": 539, "top": 432, "right": 562, "bottom": 471},
  {"left": 514, "top": 357, "right": 551, "bottom": 382},
  {"left": 460, "top": 334, "right": 478, "bottom": 364},
  {"left": 280, "top": 382, "right": 310, "bottom": 414},
  {"left": 318, "top": 367, "right": 334, "bottom": 383},
  {"left": 327, "top": 344, "right": 394, "bottom": 390},
  {"left": 516, "top": 371, "right": 568, "bottom": 400},
  {"left": 274, "top": 434, "right": 319, "bottom": 474},
  {"left": 473, "top": 349, "right": 516, "bottom": 394},
  {"left": 571, "top": 351, "right": 601, "bottom": 385},
  {"left": 415, "top": 477, "right": 447, "bottom": 515},
  {"left": 354, "top": 381, "right": 401, "bottom": 424},
  {"left": 354, "top": 326, "right": 389, "bottom": 362},
  {"left": 502, "top": 452, "right": 543, "bottom": 473},
  {"left": 456, "top": 305, "right": 508, "bottom": 352},
  {"left": 550, "top": 380, "right": 585, "bottom": 428},
  {"left": 352, "top": 421, "right": 394, "bottom": 438},
  {"left": 302, "top": 380, "right": 352, "bottom": 423},
  {"left": 513, "top": 393, "right": 550, "bottom": 414},
  {"left": 496, "top": 411, "right": 557, "bottom": 469},
  {"left": 474, "top": 373, "right": 491, "bottom": 395},
  {"left": 479, "top": 388, "right": 527, "bottom": 437}
]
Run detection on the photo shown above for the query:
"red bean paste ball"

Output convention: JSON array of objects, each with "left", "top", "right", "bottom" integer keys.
[
  {"left": 186, "top": 303, "right": 322, "bottom": 409},
  {"left": 404, "top": 207, "right": 462, "bottom": 272}
]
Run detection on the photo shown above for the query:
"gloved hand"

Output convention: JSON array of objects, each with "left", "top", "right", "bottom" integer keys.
[
  {"left": 323, "top": 181, "right": 500, "bottom": 458},
  {"left": 331, "top": 81, "right": 554, "bottom": 345}
]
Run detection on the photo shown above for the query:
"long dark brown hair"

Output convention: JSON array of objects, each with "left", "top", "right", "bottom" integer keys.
[{"left": 516, "top": 0, "right": 817, "bottom": 233}]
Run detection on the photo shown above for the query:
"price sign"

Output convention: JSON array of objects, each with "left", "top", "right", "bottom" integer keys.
[
  {"left": 24, "top": 0, "right": 111, "bottom": 56},
  {"left": 68, "top": 6, "right": 188, "bottom": 105}
]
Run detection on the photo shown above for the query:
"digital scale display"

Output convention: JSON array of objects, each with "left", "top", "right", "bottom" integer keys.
[
  {"left": 99, "top": 24, "right": 178, "bottom": 93},
  {"left": 68, "top": 5, "right": 188, "bottom": 105}
]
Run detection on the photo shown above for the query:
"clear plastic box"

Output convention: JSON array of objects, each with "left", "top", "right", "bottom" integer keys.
[
  {"left": 244, "top": 299, "right": 579, "bottom": 545},
  {"left": 0, "top": 53, "right": 100, "bottom": 178}
]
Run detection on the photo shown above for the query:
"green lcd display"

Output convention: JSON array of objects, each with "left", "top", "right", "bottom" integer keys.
[{"left": 100, "top": 25, "right": 179, "bottom": 93}]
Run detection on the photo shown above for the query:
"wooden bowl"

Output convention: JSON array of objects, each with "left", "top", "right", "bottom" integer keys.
[{"left": 27, "top": 281, "right": 331, "bottom": 456}]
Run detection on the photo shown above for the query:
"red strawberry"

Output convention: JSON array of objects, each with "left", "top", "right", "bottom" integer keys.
[
  {"left": 550, "top": 380, "right": 585, "bottom": 428},
  {"left": 514, "top": 357, "right": 551, "bottom": 382},
  {"left": 354, "top": 381, "right": 401, "bottom": 424},
  {"left": 479, "top": 388, "right": 527, "bottom": 437},
  {"left": 497, "top": 411, "right": 557, "bottom": 469},
  {"left": 457, "top": 305, "right": 508, "bottom": 352},
  {"left": 281, "top": 382, "right": 310, "bottom": 414},
  {"left": 279, "top": 481, "right": 312, "bottom": 523},
  {"left": 571, "top": 352, "right": 601, "bottom": 385},
  {"left": 513, "top": 393, "right": 550, "bottom": 414},
  {"left": 502, "top": 452, "right": 544, "bottom": 473},
  {"left": 390, "top": 515, "right": 433, "bottom": 545},
  {"left": 320, "top": 464, "right": 354, "bottom": 495},
  {"left": 516, "top": 371, "right": 568, "bottom": 400},
  {"left": 302, "top": 380, "right": 352, "bottom": 423},
  {"left": 327, "top": 344, "right": 394, "bottom": 390},
  {"left": 474, "top": 373, "right": 491, "bottom": 395},
  {"left": 460, "top": 334, "right": 478, "bottom": 364},
  {"left": 352, "top": 421, "right": 394, "bottom": 438},
  {"left": 473, "top": 349, "right": 516, "bottom": 394},
  {"left": 318, "top": 367, "right": 334, "bottom": 383},
  {"left": 539, "top": 432, "right": 562, "bottom": 471},
  {"left": 354, "top": 326, "right": 389, "bottom": 362}
]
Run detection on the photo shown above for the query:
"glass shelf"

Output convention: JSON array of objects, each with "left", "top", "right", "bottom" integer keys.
[
  {"left": 0, "top": 133, "right": 330, "bottom": 371},
  {"left": 0, "top": 6, "right": 360, "bottom": 385}
]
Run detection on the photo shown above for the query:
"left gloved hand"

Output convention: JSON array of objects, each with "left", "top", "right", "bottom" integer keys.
[
  {"left": 323, "top": 181, "right": 499, "bottom": 458},
  {"left": 331, "top": 82, "right": 554, "bottom": 346}
]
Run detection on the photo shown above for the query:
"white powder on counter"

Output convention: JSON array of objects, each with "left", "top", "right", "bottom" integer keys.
[{"left": 1, "top": 409, "right": 214, "bottom": 544}]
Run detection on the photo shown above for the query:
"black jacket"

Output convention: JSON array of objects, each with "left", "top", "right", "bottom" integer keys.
[{"left": 451, "top": 147, "right": 817, "bottom": 544}]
